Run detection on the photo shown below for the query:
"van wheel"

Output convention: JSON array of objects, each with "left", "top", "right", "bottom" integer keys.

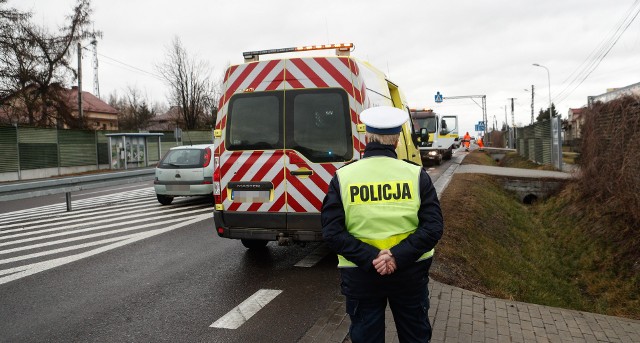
[
  {"left": 157, "top": 194, "right": 174, "bottom": 205},
  {"left": 241, "top": 239, "right": 268, "bottom": 249}
]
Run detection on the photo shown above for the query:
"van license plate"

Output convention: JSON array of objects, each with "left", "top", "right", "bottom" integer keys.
[
  {"left": 231, "top": 190, "right": 270, "bottom": 203},
  {"left": 167, "top": 185, "right": 190, "bottom": 191}
]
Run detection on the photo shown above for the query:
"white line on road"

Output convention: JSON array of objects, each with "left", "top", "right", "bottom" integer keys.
[
  {"left": 210, "top": 289, "right": 283, "bottom": 329},
  {"left": 0, "top": 207, "right": 209, "bottom": 247},
  {"left": 0, "top": 208, "right": 210, "bottom": 255},
  {"left": 0, "top": 231, "right": 141, "bottom": 265},
  {"left": 294, "top": 244, "right": 331, "bottom": 267},
  {"left": 0, "top": 213, "right": 210, "bottom": 285},
  {"left": 0, "top": 188, "right": 155, "bottom": 222},
  {"left": 0, "top": 203, "right": 208, "bottom": 239}
]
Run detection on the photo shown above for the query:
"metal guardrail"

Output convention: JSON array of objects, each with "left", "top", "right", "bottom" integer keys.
[{"left": 0, "top": 168, "right": 156, "bottom": 210}]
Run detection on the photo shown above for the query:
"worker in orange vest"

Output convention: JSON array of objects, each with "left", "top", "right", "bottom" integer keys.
[
  {"left": 477, "top": 136, "right": 484, "bottom": 148},
  {"left": 463, "top": 132, "right": 471, "bottom": 151}
]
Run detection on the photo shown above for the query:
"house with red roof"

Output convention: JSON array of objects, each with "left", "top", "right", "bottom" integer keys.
[
  {"left": 0, "top": 84, "right": 119, "bottom": 130},
  {"left": 64, "top": 86, "right": 119, "bottom": 130}
]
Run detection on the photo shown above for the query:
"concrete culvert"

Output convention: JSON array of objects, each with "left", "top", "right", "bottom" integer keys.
[{"left": 523, "top": 194, "right": 538, "bottom": 205}]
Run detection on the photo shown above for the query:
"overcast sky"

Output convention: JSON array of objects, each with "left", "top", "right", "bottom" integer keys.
[{"left": 12, "top": 0, "right": 640, "bottom": 135}]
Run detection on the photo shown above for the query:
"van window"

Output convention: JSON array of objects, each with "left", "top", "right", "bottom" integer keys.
[
  {"left": 226, "top": 93, "right": 283, "bottom": 150},
  {"left": 225, "top": 89, "right": 352, "bottom": 162},
  {"left": 287, "top": 89, "right": 352, "bottom": 162}
]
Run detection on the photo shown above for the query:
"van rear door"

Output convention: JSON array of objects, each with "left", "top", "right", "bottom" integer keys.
[
  {"left": 221, "top": 91, "right": 287, "bottom": 229},
  {"left": 283, "top": 88, "right": 352, "bottom": 235}
]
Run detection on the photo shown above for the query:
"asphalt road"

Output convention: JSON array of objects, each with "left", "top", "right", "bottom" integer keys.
[{"left": 0, "top": 153, "right": 460, "bottom": 343}]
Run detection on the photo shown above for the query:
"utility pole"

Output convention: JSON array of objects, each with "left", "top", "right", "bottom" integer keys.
[
  {"left": 504, "top": 105, "right": 508, "bottom": 130},
  {"left": 91, "top": 37, "right": 100, "bottom": 98},
  {"left": 530, "top": 85, "right": 535, "bottom": 124},
  {"left": 77, "top": 42, "right": 83, "bottom": 120},
  {"left": 508, "top": 97, "right": 516, "bottom": 127}
]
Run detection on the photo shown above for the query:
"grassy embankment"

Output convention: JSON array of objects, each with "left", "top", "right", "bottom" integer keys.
[{"left": 431, "top": 150, "right": 639, "bottom": 319}]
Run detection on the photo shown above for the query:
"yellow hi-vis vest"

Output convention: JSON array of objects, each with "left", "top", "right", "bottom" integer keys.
[{"left": 336, "top": 156, "right": 434, "bottom": 267}]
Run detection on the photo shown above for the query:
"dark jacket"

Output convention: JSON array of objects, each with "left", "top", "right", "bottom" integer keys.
[{"left": 321, "top": 142, "right": 444, "bottom": 296}]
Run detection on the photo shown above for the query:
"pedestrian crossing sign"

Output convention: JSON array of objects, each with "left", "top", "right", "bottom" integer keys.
[{"left": 435, "top": 92, "right": 443, "bottom": 103}]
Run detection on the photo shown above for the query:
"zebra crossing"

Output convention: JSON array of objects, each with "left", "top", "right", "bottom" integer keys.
[{"left": 0, "top": 187, "right": 212, "bottom": 285}]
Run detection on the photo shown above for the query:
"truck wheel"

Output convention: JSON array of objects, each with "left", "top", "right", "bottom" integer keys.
[
  {"left": 241, "top": 239, "right": 268, "bottom": 249},
  {"left": 156, "top": 194, "right": 174, "bottom": 205}
]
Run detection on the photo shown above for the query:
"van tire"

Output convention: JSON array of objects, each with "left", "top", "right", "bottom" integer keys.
[
  {"left": 157, "top": 194, "right": 174, "bottom": 205},
  {"left": 241, "top": 239, "right": 268, "bottom": 249}
]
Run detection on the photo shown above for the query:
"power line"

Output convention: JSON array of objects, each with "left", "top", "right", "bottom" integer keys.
[
  {"left": 82, "top": 47, "right": 164, "bottom": 81},
  {"left": 553, "top": 0, "right": 640, "bottom": 105}
]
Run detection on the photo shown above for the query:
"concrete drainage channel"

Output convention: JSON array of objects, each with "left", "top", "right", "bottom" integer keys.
[
  {"left": 455, "top": 163, "right": 573, "bottom": 205},
  {"left": 497, "top": 178, "right": 567, "bottom": 204}
]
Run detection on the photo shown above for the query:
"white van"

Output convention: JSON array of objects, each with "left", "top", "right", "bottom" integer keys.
[{"left": 212, "top": 43, "right": 425, "bottom": 249}]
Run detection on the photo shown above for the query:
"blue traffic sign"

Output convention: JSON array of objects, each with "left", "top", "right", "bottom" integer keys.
[
  {"left": 434, "top": 91, "right": 443, "bottom": 103},
  {"left": 475, "top": 124, "right": 485, "bottom": 132}
]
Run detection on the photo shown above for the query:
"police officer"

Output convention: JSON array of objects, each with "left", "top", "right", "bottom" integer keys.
[{"left": 321, "top": 106, "right": 443, "bottom": 343}]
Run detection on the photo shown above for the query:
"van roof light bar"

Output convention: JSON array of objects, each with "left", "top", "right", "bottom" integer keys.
[{"left": 243, "top": 43, "right": 354, "bottom": 62}]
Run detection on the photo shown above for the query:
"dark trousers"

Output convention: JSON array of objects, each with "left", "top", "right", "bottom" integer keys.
[{"left": 342, "top": 260, "right": 432, "bottom": 343}]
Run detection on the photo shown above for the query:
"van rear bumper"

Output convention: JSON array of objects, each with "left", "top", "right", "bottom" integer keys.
[{"left": 214, "top": 211, "right": 323, "bottom": 242}]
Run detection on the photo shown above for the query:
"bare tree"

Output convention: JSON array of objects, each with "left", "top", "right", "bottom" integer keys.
[
  {"left": 107, "top": 87, "right": 157, "bottom": 131},
  {"left": 156, "top": 36, "right": 217, "bottom": 130},
  {"left": 0, "top": 0, "right": 93, "bottom": 128}
]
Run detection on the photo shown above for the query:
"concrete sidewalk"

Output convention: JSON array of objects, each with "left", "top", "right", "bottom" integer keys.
[
  {"left": 300, "top": 280, "right": 640, "bottom": 343},
  {"left": 300, "top": 157, "right": 640, "bottom": 342}
]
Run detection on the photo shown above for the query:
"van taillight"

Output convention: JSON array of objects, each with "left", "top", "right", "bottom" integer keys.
[
  {"left": 203, "top": 147, "right": 212, "bottom": 167},
  {"left": 213, "top": 156, "right": 222, "bottom": 205}
]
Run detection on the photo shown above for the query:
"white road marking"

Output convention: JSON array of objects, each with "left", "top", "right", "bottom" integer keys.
[
  {"left": 0, "top": 209, "right": 209, "bottom": 254},
  {"left": 0, "top": 188, "right": 155, "bottom": 222},
  {"left": 210, "top": 289, "right": 283, "bottom": 329},
  {"left": 294, "top": 244, "right": 331, "bottom": 267},
  {"left": 0, "top": 198, "right": 158, "bottom": 231},
  {"left": 0, "top": 204, "right": 207, "bottom": 239},
  {"left": 0, "top": 213, "right": 210, "bottom": 285},
  {"left": 66, "top": 184, "right": 151, "bottom": 197},
  {"left": 0, "top": 233, "right": 132, "bottom": 265},
  {"left": 0, "top": 207, "right": 208, "bottom": 247}
]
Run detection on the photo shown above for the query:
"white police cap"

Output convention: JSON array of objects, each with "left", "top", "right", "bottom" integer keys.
[{"left": 359, "top": 106, "right": 408, "bottom": 134}]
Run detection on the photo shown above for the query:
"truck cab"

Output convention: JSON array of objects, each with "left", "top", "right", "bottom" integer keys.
[{"left": 411, "top": 109, "right": 459, "bottom": 165}]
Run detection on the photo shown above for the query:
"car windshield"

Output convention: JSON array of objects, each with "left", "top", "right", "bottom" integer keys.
[{"left": 158, "top": 149, "right": 203, "bottom": 169}]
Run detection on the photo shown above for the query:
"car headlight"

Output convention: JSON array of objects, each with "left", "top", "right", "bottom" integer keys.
[{"left": 428, "top": 151, "right": 438, "bottom": 156}]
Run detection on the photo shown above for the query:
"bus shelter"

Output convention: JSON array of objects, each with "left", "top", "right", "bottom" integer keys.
[{"left": 105, "top": 133, "right": 164, "bottom": 170}]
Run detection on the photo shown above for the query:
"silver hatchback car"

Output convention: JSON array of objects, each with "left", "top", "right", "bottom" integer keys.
[{"left": 154, "top": 144, "right": 215, "bottom": 205}]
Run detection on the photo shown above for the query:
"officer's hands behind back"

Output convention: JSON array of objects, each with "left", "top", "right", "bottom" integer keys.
[{"left": 373, "top": 249, "right": 397, "bottom": 275}]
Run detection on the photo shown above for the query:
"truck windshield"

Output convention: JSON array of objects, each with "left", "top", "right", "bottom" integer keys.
[{"left": 414, "top": 117, "right": 437, "bottom": 133}]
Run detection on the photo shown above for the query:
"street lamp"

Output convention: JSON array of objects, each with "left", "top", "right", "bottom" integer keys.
[{"left": 532, "top": 63, "right": 556, "bottom": 168}]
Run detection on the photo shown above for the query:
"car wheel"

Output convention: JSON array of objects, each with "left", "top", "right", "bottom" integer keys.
[
  {"left": 157, "top": 194, "right": 174, "bottom": 205},
  {"left": 241, "top": 239, "right": 268, "bottom": 249}
]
